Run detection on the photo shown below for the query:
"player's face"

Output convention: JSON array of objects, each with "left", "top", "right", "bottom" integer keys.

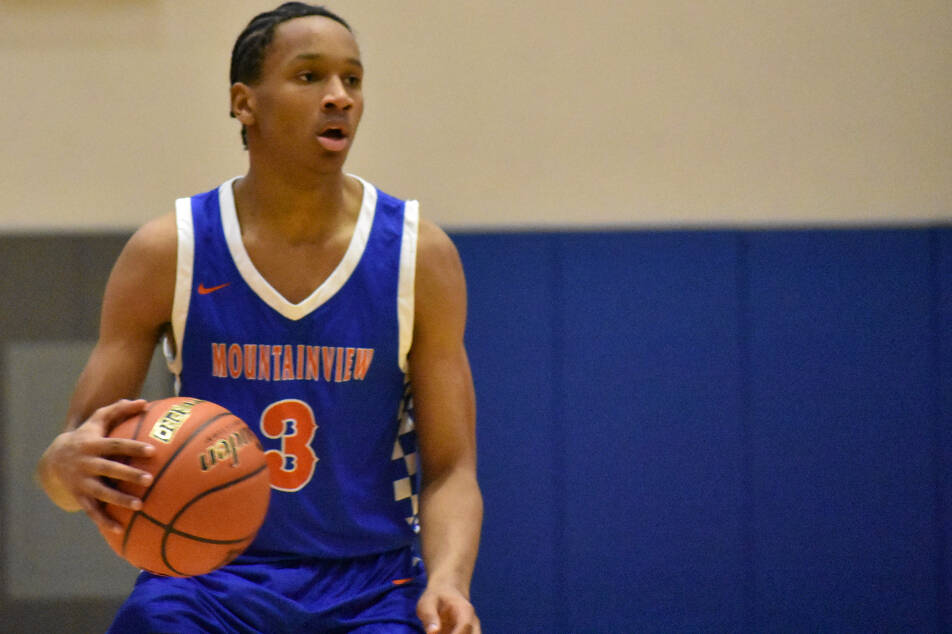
[{"left": 239, "top": 16, "right": 364, "bottom": 170}]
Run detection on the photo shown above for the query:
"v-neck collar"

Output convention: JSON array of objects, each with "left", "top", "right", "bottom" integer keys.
[{"left": 217, "top": 174, "right": 377, "bottom": 321}]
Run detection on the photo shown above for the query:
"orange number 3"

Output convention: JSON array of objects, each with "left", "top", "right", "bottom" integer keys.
[{"left": 259, "top": 399, "right": 318, "bottom": 492}]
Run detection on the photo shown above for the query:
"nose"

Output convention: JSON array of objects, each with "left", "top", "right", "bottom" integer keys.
[{"left": 322, "top": 75, "right": 353, "bottom": 111}]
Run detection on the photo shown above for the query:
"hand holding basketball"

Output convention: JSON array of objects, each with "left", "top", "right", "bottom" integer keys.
[
  {"left": 38, "top": 398, "right": 155, "bottom": 529},
  {"left": 99, "top": 397, "right": 271, "bottom": 577}
]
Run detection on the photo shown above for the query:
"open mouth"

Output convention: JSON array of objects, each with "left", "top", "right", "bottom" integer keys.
[{"left": 317, "top": 126, "right": 350, "bottom": 151}]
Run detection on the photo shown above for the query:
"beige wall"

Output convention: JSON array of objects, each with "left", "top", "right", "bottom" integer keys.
[{"left": 1, "top": 0, "right": 950, "bottom": 231}]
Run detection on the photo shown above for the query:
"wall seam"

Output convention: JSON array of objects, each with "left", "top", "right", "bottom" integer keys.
[
  {"left": 550, "top": 234, "right": 567, "bottom": 629},
  {"left": 735, "top": 231, "right": 756, "bottom": 632},
  {"left": 929, "top": 228, "right": 949, "bottom": 632}
]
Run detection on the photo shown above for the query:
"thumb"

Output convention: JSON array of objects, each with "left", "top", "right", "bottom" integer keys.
[{"left": 417, "top": 593, "right": 441, "bottom": 633}]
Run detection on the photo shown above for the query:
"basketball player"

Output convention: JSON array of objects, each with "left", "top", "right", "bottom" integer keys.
[{"left": 35, "top": 3, "right": 482, "bottom": 632}]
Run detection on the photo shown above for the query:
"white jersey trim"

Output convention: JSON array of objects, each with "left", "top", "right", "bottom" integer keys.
[
  {"left": 218, "top": 175, "right": 377, "bottom": 322},
  {"left": 398, "top": 200, "right": 419, "bottom": 373},
  {"left": 165, "top": 197, "right": 195, "bottom": 394}
]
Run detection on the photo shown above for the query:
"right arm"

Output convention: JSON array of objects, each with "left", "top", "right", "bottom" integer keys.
[{"left": 35, "top": 212, "right": 178, "bottom": 532}]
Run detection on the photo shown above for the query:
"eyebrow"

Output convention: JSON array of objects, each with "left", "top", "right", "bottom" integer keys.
[{"left": 294, "top": 53, "right": 363, "bottom": 69}]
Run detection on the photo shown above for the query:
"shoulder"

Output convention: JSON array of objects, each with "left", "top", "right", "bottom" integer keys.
[
  {"left": 413, "top": 217, "right": 467, "bottom": 338},
  {"left": 103, "top": 211, "right": 178, "bottom": 325},
  {"left": 415, "top": 216, "right": 460, "bottom": 270},
  {"left": 416, "top": 218, "right": 465, "bottom": 294},
  {"left": 125, "top": 211, "right": 178, "bottom": 260},
  {"left": 116, "top": 211, "right": 178, "bottom": 281}
]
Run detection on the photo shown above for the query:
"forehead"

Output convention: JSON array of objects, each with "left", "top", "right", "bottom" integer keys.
[{"left": 265, "top": 15, "right": 360, "bottom": 67}]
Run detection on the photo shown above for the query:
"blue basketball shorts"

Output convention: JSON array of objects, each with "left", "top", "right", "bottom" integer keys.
[{"left": 108, "top": 548, "right": 426, "bottom": 633}]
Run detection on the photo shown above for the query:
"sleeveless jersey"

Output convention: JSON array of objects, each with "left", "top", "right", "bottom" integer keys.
[{"left": 165, "top": 176, "right": 421, "bottom": 560}]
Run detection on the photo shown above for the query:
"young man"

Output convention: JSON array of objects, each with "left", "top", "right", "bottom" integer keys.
[{"left": 35, "top": 3, "right": 482, "bottom": 632}]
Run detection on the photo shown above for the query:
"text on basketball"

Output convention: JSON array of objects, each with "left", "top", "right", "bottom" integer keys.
[
  {"left": 150, "top": 399, "right": 202, "bottom": 443},
  {"left": 199, "top": 426, "right": 260, "bottom": 471}
]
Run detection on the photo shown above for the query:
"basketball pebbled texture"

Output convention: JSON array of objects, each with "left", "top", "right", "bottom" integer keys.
[{"left": 99, "top": 397, "right": 271, "bottom": 577}]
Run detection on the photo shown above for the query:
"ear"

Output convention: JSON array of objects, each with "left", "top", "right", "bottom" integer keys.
[{"left": 230, "top": 83, "right": 256, "bottom": 126}]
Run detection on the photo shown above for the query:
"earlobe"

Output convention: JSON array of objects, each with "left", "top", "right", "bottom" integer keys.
[{"left": 230, "top": 83, "right": 255, "bottom": 126}]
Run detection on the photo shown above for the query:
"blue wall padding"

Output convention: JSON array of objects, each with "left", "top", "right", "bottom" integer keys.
[
  {"left": 455, "top": 226, "right": 951, "bottom": 633},
  {"left": 556, "top": 232, "right": 746, "bottom": 632},
  {"left": 745, "top": 230, "right": 938, "bottom": 631},
  {"left": 452, "top": 234, "right": 561, "bottom": 630}
]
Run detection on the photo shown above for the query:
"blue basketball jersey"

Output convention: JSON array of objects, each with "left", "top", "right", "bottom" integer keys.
[{"left": 165, "top": 176, "right": 421, "bottom": 560}]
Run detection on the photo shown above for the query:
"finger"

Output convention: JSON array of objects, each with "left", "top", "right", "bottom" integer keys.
[
  {"left": 86, "top": 455, "right": 154, "bottom": 486},
  {"left": 443, "top": 600, "right": 478, "bottom": 634},
  {"left": 84, "top": 398, "right": 147, "bottom": 430},
  {"left": 84, "top": 475, "right": 145, "bottom": 511},
  {"left": 96, "top": 436, "right": 155, "bottom": 459},
  {"left": 98, "top": 399, "right": 148, "bottom": 431},
  {"left": 441, "top": 603, "right": 468, "bottom": 634},
  {"left": 79, "top": 496, "right": 123, "bottom": 534},
  {"left": 417, "top": 595, "right": 441, "bottom": 633}
]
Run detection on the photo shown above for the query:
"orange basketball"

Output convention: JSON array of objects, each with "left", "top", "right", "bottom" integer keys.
[{"left": 99, "top": 397, "right": 271, "bottom": 577}]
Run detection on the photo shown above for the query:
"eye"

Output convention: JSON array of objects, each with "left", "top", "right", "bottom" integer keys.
[
  {"left": 345, "top": 75, "right": 362, "bottom": 88},
  {"left": 297, "top": 70, "right": 316, "bottom": 83}
]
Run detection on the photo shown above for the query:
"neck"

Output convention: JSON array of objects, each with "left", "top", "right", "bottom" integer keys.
[{"left": 233, "top": 161, "right": 356, "bottom": 241}]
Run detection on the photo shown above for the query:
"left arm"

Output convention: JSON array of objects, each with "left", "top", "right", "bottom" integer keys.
[{"left": 411, "top": 219, "right": 483, "bottom": 634}]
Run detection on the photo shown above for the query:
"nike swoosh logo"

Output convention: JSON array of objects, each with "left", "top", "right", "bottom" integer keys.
[{"left": 198, "top": 282, "right": 231, "bottom": 295}]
